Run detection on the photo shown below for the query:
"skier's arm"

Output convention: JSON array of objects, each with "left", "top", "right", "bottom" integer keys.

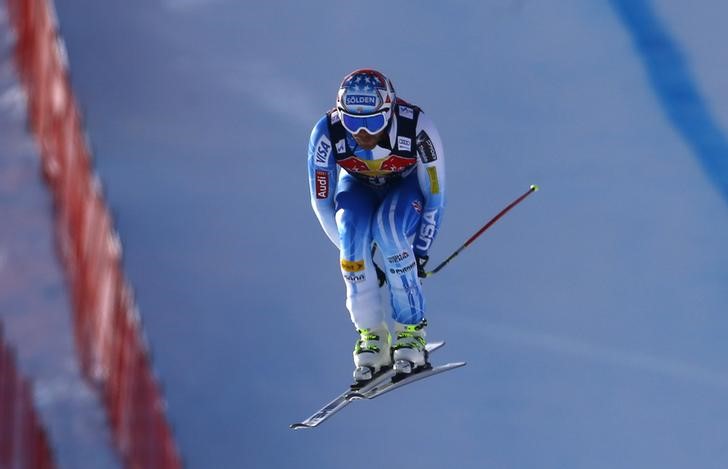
[
  {"left": 307, "top": 115, "right": 340, "bottom": 248},
  {"left": 413, "top": 112, "right": 446, "bottom": 257}
]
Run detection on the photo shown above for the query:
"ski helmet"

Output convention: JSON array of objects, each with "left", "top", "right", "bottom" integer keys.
[{"left": 336, "top": 69, "right": 396, "bottom": 135}]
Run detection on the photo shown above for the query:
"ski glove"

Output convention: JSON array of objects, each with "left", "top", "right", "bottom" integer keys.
[
  {"left": 371, "top": 244, "right": 388, "bottom": 287},
  {"left": 374, "top": 262, "right": 387, "bottom": 287},
  {"left": 415, "top": 254, "right": 429, "bottom": 278}
]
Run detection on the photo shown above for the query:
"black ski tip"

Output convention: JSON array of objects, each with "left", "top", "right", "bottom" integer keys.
[{"left": 290, "top": 422, "right": 312, "bottom": 430}]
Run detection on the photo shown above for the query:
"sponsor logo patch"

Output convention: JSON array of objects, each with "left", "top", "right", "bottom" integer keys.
[
  {"left": 389, "top": 261, "right": 417, "bottom": 275},
  {"left": 427, "top": 167, "right": 440, "bottom": 194},
  {"left": 345, "top": 95, "right": 377, "bottom": 107},
  {"left": 343, "top": 272, "right": 366, "bottom": 283},
  {"left": 315, "top": 135, "right": 331, "bottom": 167},
  {"left": 397, "top": 136, "right": 411, "bottom": 152},
  {"left": 415, "top": 210, "right": 437, "bottom": 252},
  {"left": 337, "top": 155, "right": 416, "bottom": 176},
  {"left": 341, "top": 259, "right": 365, "bottom": 272},
  {"left": 315, "top": 170, "right": 329, "bottom": 199},
  {"left": 416, "top": 130, "right": 437, "bottom": 163},
  {"left": 387, "top": 251, "right": 410, "bottom": 263},
  {"left": 335, "top": 139, "right": 346, "bottom": 154},
  {"left": 398, "top": 106, "right": 414, "bottom": 119},
  {"left": 330, "top": 112, "right": 340, "bottom": 124}
]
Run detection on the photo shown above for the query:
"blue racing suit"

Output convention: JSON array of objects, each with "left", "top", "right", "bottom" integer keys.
[{"left": 307, "top": 100, "right": 446, "bottom": 330}]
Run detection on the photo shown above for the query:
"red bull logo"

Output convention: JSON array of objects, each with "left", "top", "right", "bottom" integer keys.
[{"left": 338, "top": 154, "right": 416, "bottom": 178}]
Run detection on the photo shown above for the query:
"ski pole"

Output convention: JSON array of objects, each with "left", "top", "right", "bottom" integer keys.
[{"left": 426, "top": 184, "right": 540, "bottom": 277}]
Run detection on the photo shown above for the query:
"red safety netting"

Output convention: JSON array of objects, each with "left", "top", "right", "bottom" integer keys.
[
  {"left": 0, "top": 325, "right": 56, "bottom": 469},
  {"left": 5, "top": 0, "right": 184, "bottom": 467}
]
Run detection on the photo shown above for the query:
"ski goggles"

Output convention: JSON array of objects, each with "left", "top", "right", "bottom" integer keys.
[{"left": 338, "top": 110, "right": 390, "bottom": 135}]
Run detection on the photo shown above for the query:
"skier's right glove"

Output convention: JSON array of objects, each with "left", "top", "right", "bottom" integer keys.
[{"left": 415, "top": 254, "right": 429, "bottom": 279}]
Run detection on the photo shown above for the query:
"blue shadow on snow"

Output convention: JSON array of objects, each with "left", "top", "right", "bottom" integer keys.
[{"left": 610, "top": 0, "right": 728, "bottom": 205}]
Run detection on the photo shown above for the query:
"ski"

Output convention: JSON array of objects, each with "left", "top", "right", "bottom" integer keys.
[
  {"left": 289, "top": 341, "right": 445, "bottom": 430},
  {"left": 289, "top": 369, "right": 395, "bottom": 430},
  {"left": 347, "top": 360, "right": 466, "bottom": 401}
]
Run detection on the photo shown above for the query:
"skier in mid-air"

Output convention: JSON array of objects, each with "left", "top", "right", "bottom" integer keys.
[{"left": 307, "top": 69, "right": 446, "bottom": 382}]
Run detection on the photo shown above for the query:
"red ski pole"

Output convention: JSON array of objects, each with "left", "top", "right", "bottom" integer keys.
[{"left": 426, "top": 184, "right": 539, "bottom": 277}]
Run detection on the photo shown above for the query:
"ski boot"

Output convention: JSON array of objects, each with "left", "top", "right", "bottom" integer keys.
[
  {"left": 352, "top": 323, "right": 392, "bottom": 382},
  {"left": 392, "top": 319, "right": 428, "bottom": 375}
]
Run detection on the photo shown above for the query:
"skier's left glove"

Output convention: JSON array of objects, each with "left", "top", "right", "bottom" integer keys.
[
  {"left": 374, "top": 262, "right": 387, "bottom": 287},
  {"left": 415, "top": 254, "right": 429, "bottom": 279},
  {"left": 371, "top": 244, "right": 387, "bottom": 287}
]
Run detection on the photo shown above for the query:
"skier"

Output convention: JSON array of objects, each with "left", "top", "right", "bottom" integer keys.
[{"left": 307, "top": 69, "right": 446, "bottom": 382}]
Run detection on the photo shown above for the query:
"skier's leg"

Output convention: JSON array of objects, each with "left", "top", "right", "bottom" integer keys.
[
  {"left": 372, "top": 173, "right": 426, "bottom": 325},
  {"left": 335, "top": 174, "right": 382, "bottom": 328},
  {"left": 335, "top": 174, "right": 390, "bottom": 378},
  {"left": 371, "top": 175, "right": 428, "bottom": 372}
]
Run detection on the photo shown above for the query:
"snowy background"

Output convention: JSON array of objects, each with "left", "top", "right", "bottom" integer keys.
[{"left": 25, "top": 0, "right": 728, "bottom": 467}]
